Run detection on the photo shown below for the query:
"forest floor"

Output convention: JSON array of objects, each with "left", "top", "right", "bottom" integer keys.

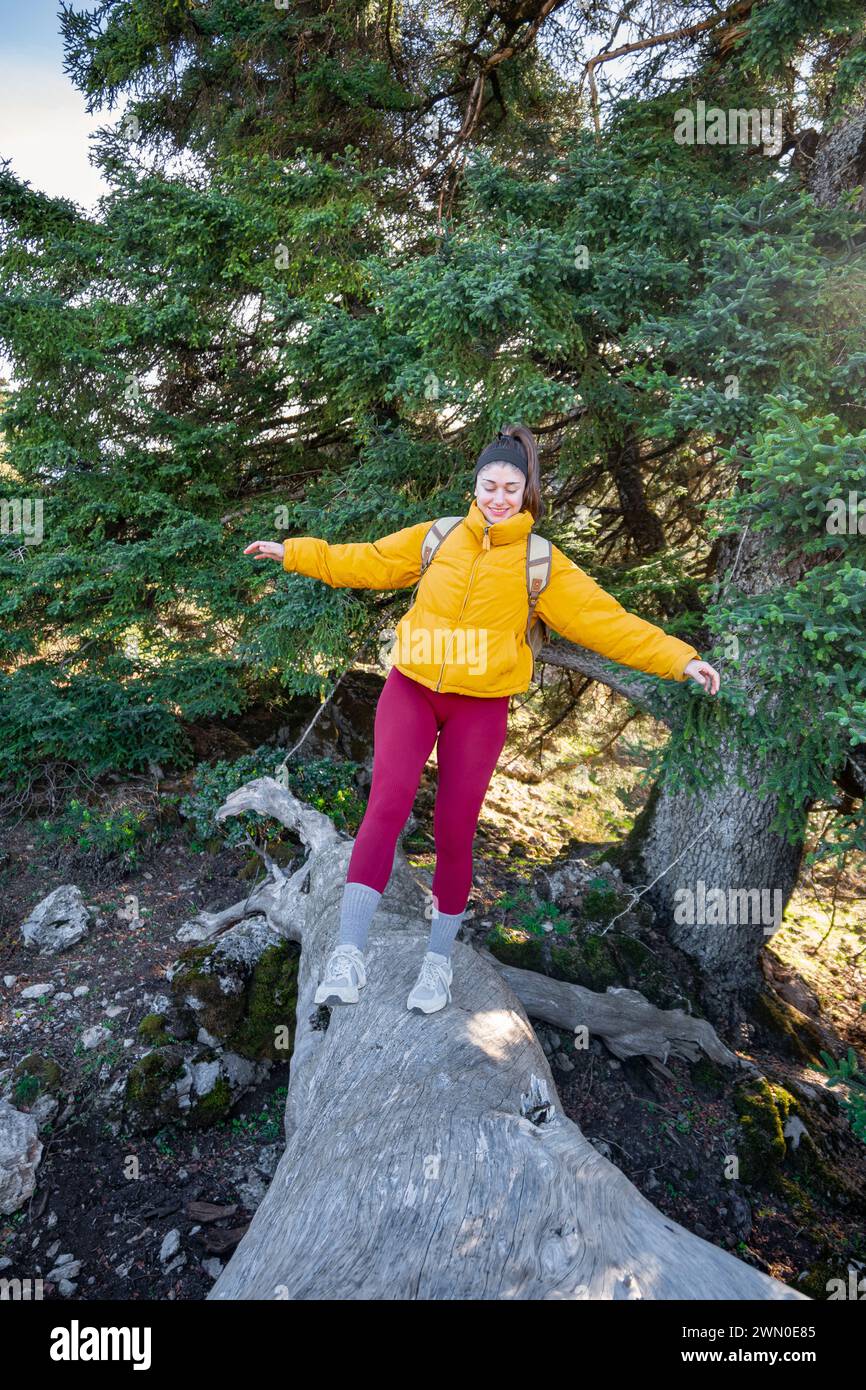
[{"left": 0, "top": 678, "right": 864, "bottom": 1301}]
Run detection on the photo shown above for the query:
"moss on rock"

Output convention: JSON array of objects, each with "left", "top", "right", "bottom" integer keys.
[
  {"left": 123, "top": 1047, "right": 186, "bottom": 1133},
  {"left": 137, "top": 1013, "right": 172, "bottom": 1046},
  {"left": 169, "top": 935, "right": 299, "bottom": 1061},
  {"left": 731, "top": 1075, "right": 866, "bottom": 1223},
  {"left": 733, "top": 1076, "right": 791, "bottom": 1186},
  {"left": 11, "top": 1053, "right": 63, "bottom": 1103},
  {"left": 230, "top": 941, "right": 299, "bottom": 1060},
  {"left": 485, "top": 915, "right": 676, "bottom": 1009},
  {"left": 751, "top": 989, "right": 825, "bottom": 1066}
]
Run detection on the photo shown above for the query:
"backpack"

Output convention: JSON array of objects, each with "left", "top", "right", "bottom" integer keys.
[{"left": 411, "top": 516, "right": 553, "bottom": 663}]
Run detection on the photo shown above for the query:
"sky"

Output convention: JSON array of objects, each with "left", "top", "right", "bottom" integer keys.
[
  {"left": 0, "top": 2, "right": 115, "bottom": 380},
  {"left": 0, "top": 0, "right": 113, "bottom": 212}
]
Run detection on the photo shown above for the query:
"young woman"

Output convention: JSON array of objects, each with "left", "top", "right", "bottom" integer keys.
[{"left": 245, "top": 425, "right": 720, "bottom": 1016}]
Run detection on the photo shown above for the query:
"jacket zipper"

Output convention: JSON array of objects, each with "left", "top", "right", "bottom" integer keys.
[{"left": 434, "top": 522, "right": 491, "bottom": 690}]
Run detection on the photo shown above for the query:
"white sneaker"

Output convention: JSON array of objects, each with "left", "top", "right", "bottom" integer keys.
[
  {"left": 407, "top": 951, "right": 453, "bottom": 1014},
  {"left": 314, "top": 944, "right": 367, "bottom": 1005}
]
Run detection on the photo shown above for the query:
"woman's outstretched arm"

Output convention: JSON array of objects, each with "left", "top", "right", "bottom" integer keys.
[
  {"left": 244, "top": 518, "right": 434, "bottom": 590},
  {"left": 536, "top": 544, "right": 719, "bottom": 692}
]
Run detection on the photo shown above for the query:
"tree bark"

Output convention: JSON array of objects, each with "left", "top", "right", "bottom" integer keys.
[
  {"left": 608, "top": 431, "right": 666, "bottom": 556},
  {"left": 204, "top": 778, "right": 806, "bottom": 1301}
]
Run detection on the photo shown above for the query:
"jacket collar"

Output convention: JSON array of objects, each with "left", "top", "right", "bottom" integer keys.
[{"left": 464, "top": 498, "right": 534, "bottom": 545}]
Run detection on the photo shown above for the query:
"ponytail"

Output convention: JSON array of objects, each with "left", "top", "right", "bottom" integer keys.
[{"left": 502, "top": 423, "right": 544, "bottom": 522}]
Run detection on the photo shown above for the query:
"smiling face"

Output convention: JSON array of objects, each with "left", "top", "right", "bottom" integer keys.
[{"left": 474, "top": 461, "right": 526, "bottom": 523}]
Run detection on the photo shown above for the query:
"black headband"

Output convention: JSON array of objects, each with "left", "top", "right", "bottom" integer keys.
[{"left": 474, "top": 430, "right": 529, "bottom": 480}]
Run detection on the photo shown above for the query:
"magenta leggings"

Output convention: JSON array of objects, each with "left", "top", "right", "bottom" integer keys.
[{"left": 346, "top": 666, "right": 510, "bottom": 914}]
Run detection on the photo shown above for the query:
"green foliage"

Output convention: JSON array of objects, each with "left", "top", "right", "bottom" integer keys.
[
  {"left": 658, "top": 392, "right": 866, "bottom": 855},
  {"left": 0, "top": 664, "right": 191, "bottom": 787},
  {"left": 36, "top": 797, "right": 150, "bottom": 867},
  {"left": 12, "top": 1074, "right": 40, "bottom": 1106},
  {"left": 582, "top": 876, "right": 623, "bottom": 924},
  {"left": 178, "top": 746, "right": 365, "bottom": 849},
  {"left": 816, "top": 1044, "right": 866, "bottom": 1144},
  {"left": 223, "top": 1085, "right": 289, "bottom": 1144},
  {"left": 737, "top": 0, "right": 864, "bottom": 116}
]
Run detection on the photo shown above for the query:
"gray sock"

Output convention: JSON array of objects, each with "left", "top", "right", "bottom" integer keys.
[
  {"left": 338, "top": 880, "right": 382, "bottom": 952},
  {"left": 427, "top": 908, "right": 465, "bottom": 960}
]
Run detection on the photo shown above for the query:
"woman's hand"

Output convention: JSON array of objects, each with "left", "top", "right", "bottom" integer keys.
[
  {"left": 244, "top": 541, "right": 285, "bottom": 563},
  {"left": 684, "top": 658, "right": 720, "bottom": 695}
]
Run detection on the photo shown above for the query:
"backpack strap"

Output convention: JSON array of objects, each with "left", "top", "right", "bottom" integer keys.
[
  {"left": 420, "top": 516, "right": 464, "bottom": 571},
  {"left": 525, "top": 532, "right": 552, "bottom": 641},
  {"left": 405, "top": 516, "right": 464, "bottom": 610}
]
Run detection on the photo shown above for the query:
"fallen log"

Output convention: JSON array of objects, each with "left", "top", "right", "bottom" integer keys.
[{"left": 204, "top": 778, "right": 807, "bottom": 1301}]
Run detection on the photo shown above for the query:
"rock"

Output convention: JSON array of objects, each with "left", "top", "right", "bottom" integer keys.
[
  {"left": 21, "top": 886, "right": 93, "bottom": 955},
  {"left": 554, "top": 1051, "right": 575, "bottom": 1072},
  {"left": 160, "top": 1229, "right": 180, "bottom": 1263},
  {"left": 115, "top": 918, "right": 298, "bottom": 1135},
  {"left": 236, "top": 1170, "right": 269, "bottom": 1207},
  {"left": 783, "top": 1115, "right": 809, "bottom": 1150},
  {"left": 119, "top": 1049, "right": 189, "bottom": 1132},
  {"left": 47, "top": 1256, "right": 81, "bottom": 1281},
  {"left": 221, "top": 1052, "right": 256, "bottom": 1092},
  {"left": 3, "top": 976, "right": 16, "bottom": 988},
  {"left": 255, "top": 1143, "right": 282, "bottom": 1179},
  {"left": 201, "top": 1257, "right": 223, "bottom": 1280},
  {"left": 73, "top": 986, "right": 90, "bottom": 998},
  {"left": 20, "top": 983, "right": 55, "bottom": 1000},
  {"left": 727, "top": 1191, "right": 753, "bottom": 1240},
  {"left": 166, "top": 916, "right": 299, "bottom": 1064},
  {"left": 191, "top": 1058, "right": 221, "bottom": 1098},
  {"left": 10, "top": 1053, "right": 63, "bottom": 1102},
  {"left": 0, "top": 1102, "right": 43, "bottom": 1214},
  {"left": 30, "top": 1096, "right": 59, "bottom": 1128},
  {"left": 176, "top": 921, "right": 212, "bottom": 944},
  {"left": 81, "top": 1025, "right": 111, "bottom": 1051},
  {"left": 531, "top": 855, "right": 654, "bottom": 931}
]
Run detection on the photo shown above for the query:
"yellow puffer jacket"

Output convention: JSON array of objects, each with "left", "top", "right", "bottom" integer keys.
[{"left": 282, "top": 498, "right": 700, "bottom": 697}]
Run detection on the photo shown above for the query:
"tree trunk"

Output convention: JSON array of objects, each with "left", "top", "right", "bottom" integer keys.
[
  {"left": 540, "top": 523, "right": 811, "bottom": 1023},
  {"left": 634, "top": 764, "right": 805, "bottom": 1025},
  {"left": 203, "top": 777, "right": 807, "bottom": 1302}
]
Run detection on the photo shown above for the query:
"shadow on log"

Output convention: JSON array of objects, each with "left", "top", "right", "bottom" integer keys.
[{"left": 203, "top": 778, "right": 808, "bottom": 1301}]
